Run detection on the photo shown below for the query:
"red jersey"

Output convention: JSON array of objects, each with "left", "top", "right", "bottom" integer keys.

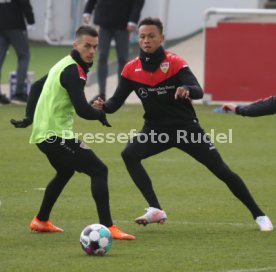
[{"left": 105, "top": 50, "right": 203, "bottom": 127}]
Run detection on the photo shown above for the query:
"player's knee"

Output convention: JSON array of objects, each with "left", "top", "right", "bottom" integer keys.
[
  {"left": 92, "top": 162, "right": 108, "bottom": 178},
  {"left": 121, "top": 148, "right": 135, "bottom": 162},
  {"left": 18, "top": 51, "right": 30, "bottom": 61},
  {"left": 99, "top": 163, "right": 108, "bottom": 176},
  {"left": 211, "top": 161, "right": 235, "bottom": 181},
  {"left": 56, "top": 169, "right": 74, "bottom": 181}
]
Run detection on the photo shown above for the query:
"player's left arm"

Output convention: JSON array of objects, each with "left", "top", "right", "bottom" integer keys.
[
  {"left": 176, "top": 67, "right": 204, "bottom": 100},
  {"left": 20, "top": 0, "right": 35, "bottom": 25}
]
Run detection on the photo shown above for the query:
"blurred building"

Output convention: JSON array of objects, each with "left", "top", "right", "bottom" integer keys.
[{"left": 29, "top": 0, "right": 268, "bottom": 44}]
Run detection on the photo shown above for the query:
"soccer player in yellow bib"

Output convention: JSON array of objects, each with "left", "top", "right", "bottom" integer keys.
[{"left": 10, "top": 26, "right": 135, "bottom": 240}]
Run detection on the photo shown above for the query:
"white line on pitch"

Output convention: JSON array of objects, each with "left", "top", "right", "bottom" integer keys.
[
  {"left": 211, "top": 266, "right": 276, "bottom": 272},
  {"left": 33, "top": 188, "right": 46, "bottom": 191},
  {"left": 115, "top": 219, "right": 259, "bottom": 228}
]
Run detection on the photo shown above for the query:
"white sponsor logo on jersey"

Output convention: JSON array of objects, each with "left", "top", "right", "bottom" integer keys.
[{"left": 138, "top": 88, "right": 148, "bottom": 98}]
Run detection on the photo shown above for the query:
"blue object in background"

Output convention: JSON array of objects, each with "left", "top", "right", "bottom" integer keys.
[{"left": 212, "top": 107, "right": 233, "bottom": 113}]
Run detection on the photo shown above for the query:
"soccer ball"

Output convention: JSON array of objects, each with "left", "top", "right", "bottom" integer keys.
[{"left": 80, "top": 224, "right": 112, "bottom": 256}]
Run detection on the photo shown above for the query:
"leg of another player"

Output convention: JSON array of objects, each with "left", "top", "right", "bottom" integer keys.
[
  {"left": 176, "top": 124, "right": 273, "bottom": 231},
  {"left": 121, "top": 127, "right": 169, "bottom": 225}
]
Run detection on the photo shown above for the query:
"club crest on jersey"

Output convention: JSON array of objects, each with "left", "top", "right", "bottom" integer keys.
[{"left": 160, "top": 62, "right": 169, "bottom": 73}]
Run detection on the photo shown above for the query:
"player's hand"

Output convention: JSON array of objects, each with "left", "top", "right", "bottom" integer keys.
[
  {"left": 92, "top": 97, "right": 104, "bottom": 110},
  {"left": 175, "top": 87, "right": 190, "bottom": 99},
  {"left": 27, "top": 24, "right": 36, "bottom": 31},
  {"left": 222, "top": 103, "right": 237, "bottom": 112},
  {"left": 98, "top": 112, "right": 112, "bottom": 127},
  {"left": 10, "top": 117, "right": 32, "bottom": 128},
  {"left": 83, "top": 14, "right": 91, "bottom": 25},
  {"left": 99, "top": 116, "right": 112, "bottom": 127},
  {"left": 127, "top": 22, "right": 137, "bottom": 33},
  {"left": 100, "top": 117, "right": 112, "bottom": 127}
]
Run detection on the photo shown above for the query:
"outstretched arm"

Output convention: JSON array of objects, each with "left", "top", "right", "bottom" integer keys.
[
  {"left": 222, "top": 96, "right": 276, "bottom": 117},
  {"left": 103, "top": 76, "right": 132, "bottom": 113},
  {"left": 61, "top": 64, "right": 111, "bottom": 127}
]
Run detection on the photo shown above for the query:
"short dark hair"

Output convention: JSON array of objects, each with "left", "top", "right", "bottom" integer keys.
[
  {"left": 138, "top": 17, "right": 163, "bottom": 34},
  {"left": 75, "top": 25, "right": 98, "bottom": 39}
]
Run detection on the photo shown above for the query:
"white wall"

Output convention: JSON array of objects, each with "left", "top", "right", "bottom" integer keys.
[
  {"left": 29, "top": 0, "right": 265, "bottom": 42},
  {"left": 141, "top": 0, "right": 263, "bottom": 40},
  {"left": 29, "top": 0, "right": 86, "bottom": 42},
  {"left": 28, "top": 0, "right": 47, "bottom": 41}
]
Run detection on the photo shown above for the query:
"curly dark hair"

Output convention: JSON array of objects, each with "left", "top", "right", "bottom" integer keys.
[{"left": 138, "top": 17, "right": 163, "bottom": 34}]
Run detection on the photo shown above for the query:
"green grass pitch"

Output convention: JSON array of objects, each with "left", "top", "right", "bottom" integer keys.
[
  {"left": 0, "top": 43, "right": 118, "bottom": 84},
  {"left": 0, "top": 104, "right": 276, "bottom": 272}
]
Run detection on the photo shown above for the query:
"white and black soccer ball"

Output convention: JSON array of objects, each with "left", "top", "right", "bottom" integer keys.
[{"left": 80, "top": 224, "right": 112, "bottom": 256}]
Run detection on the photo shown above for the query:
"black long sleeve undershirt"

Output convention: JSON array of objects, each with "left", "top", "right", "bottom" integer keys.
[
  {"left": 60, "top": 64, "right": 104, "bottom": 120},
  {"left": 178, "top": 67, "right": 204, "bottom": 100},
  {"left": 236, "top": 96, "right": 276, "bottom": 117},
  {"left": 26, "top": 75, "right": 47, "bottom": 121},
  {"left": 103, "top": 76, "right": 131, "bottom": 113}
]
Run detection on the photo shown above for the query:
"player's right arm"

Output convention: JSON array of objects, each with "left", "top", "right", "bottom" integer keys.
[
  {"left": 61, "top": 64, "right": 111, "bottom": 127},
  {"left": 103, "top": 76, "right": 132, "bottom": 113},
  {"left": 10, "top": 75, "right": 47, "bottom": 128}
]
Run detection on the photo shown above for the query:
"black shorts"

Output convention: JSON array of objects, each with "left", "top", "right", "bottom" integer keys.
[
  {"left": 123, "top": 123, "right": 224, "bottom": 169},
  {"left": 37, "top": 137, "right": 106, "bottom": 175}
]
